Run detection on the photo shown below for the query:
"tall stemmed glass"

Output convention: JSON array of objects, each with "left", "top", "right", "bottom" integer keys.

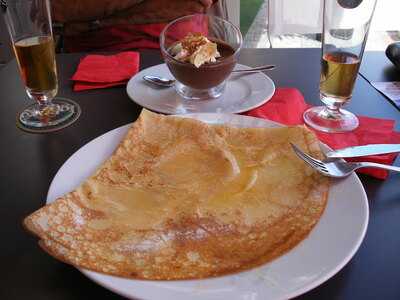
[
  {"left": 2, "top": 0, "right": 80, "bottom": 132},
  {"left": 303, "top": 0, "right": 377, "bottom": 132}
]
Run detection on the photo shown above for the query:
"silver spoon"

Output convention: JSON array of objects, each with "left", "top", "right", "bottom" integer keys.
[
  {"left": 143, "top": 75, "right": 175, "bottom": 87},
  {"left": 231, "top": 64, "right": 275, "bottom": 73},
  {"left": 143, "top": 64, "right": 276, "bottom": 88}
]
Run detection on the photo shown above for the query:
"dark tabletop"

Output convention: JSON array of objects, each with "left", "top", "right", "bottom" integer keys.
[
  {"left": 1, "top": 48, "right": 399, "bottom": 300},
  {"left": 359, "top": 51, "right": 400, "bottom": 111},
  {"left": 360, "top": 51, "right": 400, "bottom": 83}
]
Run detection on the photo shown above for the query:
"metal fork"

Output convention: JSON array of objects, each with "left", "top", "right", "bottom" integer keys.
[{"left": 291, "top": 143, "right": 400, "bottom": 178}]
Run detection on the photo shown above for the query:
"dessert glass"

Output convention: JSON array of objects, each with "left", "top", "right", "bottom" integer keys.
[{"left": 160, "top": 14, "right": 242, "bottom": 100}]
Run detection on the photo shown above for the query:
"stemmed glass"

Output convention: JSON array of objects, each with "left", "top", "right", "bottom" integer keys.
[
  {"left": 303, "top": 0, "right": 377, "bottom": 132},
  {"left": 2, "top": 0, "right": 80, "bottom": 132}
]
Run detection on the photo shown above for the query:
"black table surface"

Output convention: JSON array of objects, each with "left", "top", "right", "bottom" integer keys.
[
  {"left": 360, "top": 51, "right": 400, "bottom": 83},
  {"left": 1, "top": 48, "right": 399, "bottom": 300},
  {"left": 359, "top": 51, "right": 400, "bottom": 111}
]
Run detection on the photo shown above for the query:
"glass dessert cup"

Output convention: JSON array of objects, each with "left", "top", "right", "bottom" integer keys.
[{"left": 160, "top": 14, "right": 242, "bottom": 100}]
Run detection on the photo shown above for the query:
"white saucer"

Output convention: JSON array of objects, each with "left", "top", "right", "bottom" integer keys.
[{"left": 126, "top": 63, "right": 275, "bottom": 114}]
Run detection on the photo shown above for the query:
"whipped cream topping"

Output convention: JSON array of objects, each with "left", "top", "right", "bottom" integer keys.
[{"left": 170, "top": 33, "right": 221, "bottom": 68}]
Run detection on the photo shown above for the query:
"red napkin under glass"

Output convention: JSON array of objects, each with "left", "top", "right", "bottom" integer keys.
[
  {"left": 244, "top": 88, "right": 400, "bottom": 179},
  {"left": 71, "top": 52, "right": 140, "bottom": 91}
]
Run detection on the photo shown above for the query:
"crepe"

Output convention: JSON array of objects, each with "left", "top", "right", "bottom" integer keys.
[{"left": 24, "top": 110, "right": 329, "bottom": 280}]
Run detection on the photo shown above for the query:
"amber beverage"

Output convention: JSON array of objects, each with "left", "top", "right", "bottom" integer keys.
[
  {"left": 320, "top": 51, "right": 360, "bottom": 101},
  {"left": 13, "top": 35, "right": 58, "bottom": 102}
]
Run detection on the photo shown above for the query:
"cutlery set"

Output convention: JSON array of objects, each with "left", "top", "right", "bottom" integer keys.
[{"left": 292, "top": 143, "right": 400, "bottom": 177}]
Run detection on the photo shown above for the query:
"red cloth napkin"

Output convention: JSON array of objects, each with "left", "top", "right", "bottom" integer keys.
[
  {"left": 71, "top": 52, "right": 140, "bottom": 91},
  {"left": 245, "top": 88, "right": 400, "bottom": 179}
]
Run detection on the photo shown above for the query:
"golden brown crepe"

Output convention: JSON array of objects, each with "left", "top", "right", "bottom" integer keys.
[{"left": 24, "top": 110, "right": 329, "bottom": 280}]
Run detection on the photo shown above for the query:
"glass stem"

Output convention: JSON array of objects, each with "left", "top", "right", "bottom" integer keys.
[
  {"left": 35, "top": 94, "right": 52, "bottom": 105},
  {"left": 27, "top": 89, "right": 55, "bottom": 113},
  {"left": 321, "top": 103, "right": 343, "bottom": 120},
  {"left": 30, "top": 94, "right": 57, "bottom": 120}
]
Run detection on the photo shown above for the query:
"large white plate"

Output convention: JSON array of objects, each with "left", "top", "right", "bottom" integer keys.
[
  {"left": 47, "top": 114, "right": 368, "bottom": 300},
  {"left": 126, "top": 64, "right": 275, "bottom": 114}
]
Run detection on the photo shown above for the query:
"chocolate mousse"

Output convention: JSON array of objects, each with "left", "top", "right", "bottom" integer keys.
[{"left": 164, "top": 33, "right": 236, "bottom": 90}]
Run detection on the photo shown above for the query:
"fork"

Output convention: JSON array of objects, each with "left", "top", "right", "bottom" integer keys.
[{"left": 291, "top": 143, "right": 400, "bottom": 178}]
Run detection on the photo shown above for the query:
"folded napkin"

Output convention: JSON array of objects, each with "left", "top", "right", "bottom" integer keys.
[
  {"left": 72, "top": 52, "right": 140, "bottom": 91},
  {"left": 245, "top": 88, "right": 400, "bottom": 179}
]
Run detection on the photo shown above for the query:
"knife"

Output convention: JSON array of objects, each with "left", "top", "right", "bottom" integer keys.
[{"left": 325, "top": 144, "right": 400, "bottom": 158}]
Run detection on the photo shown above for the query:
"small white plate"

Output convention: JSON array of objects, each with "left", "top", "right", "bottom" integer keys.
[
  {"left": 47, "top": 114, "right": 368, "bottom": 300},
  {"left": 126, "top": 64, "right": 275, "bottom": 114}
]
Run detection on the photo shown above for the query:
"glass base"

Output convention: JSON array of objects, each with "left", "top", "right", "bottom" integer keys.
[
  {"left": 303, "top": 106, "right": 359, "bottom": 133},
  {"left": 175, "top": 81, "right": 226, "bottom": 100},
  {"left": 17, "top": 98, "right": 81, "bottom": 133}
]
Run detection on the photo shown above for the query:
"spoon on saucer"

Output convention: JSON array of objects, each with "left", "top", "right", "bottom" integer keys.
[
  {"left": 143, "top": 75, "right": 175, "bottom": 87},
  {"left": 143, "top": 64, "right": 276, "bottom": 88}
]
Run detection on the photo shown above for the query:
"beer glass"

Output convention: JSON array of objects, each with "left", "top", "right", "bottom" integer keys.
[
  {"left": 303, "top": 0, "right": 377, "bottom": 132},
  {"left": 2, "top": 0, "right": 80, "bottom": 131}
]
